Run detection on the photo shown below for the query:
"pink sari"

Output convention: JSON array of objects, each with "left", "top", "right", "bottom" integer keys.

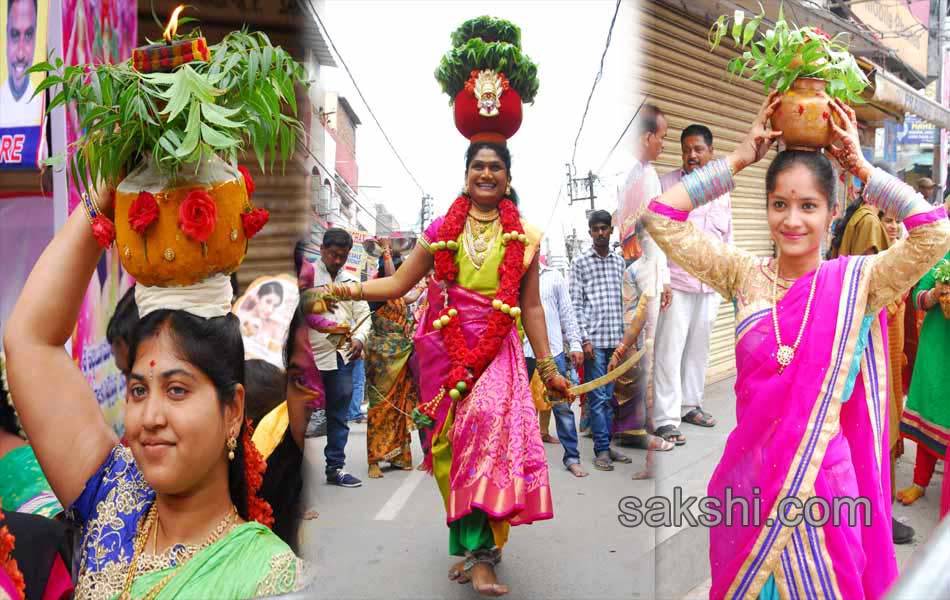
[
  {"left": 710, "top": 255, "right": 898, "bottom": 599},
  {"left": 414, "top": 279, "right": 552, "bottom": 526}
]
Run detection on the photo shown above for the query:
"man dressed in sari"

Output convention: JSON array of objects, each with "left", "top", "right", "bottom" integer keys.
[
  {"left": 638, "top": 94, "right": 950, "bottom": 599},
  {"left": 316, "top": 141, "right": 572, "bottom": 596}
]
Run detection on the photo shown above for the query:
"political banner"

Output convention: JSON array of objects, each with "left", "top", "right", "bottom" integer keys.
[{"left": 0, "top": 0, "right": 49, "bottom": 169}]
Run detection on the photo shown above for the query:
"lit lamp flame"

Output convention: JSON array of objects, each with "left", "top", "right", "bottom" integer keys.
[{"left": 162, "top": 5, "right": 186, "bottom": 42}]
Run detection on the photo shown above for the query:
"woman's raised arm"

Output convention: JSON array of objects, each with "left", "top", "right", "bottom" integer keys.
[{"left": 3, "top": 191, "right": 119, "bottom": 507}]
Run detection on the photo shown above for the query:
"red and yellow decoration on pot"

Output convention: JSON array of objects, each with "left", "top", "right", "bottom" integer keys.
[{"left": 33, "top": 5, "right": 305, "bottom": 288}]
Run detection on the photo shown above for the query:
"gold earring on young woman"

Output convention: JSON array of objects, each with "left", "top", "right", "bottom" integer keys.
[
  {"left": 505, "top": 184, "right": 511, "bottom": 197},
  {"left": 226, "top": 435, "right": 238, "bottom": 461}
]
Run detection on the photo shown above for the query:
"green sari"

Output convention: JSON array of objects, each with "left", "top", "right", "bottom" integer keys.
[
  {"left": 0, "top": 445, "right": 62, "bottom": 518},
  {"left": 118, "top": 522, "right": 307, "bottom": 600}
]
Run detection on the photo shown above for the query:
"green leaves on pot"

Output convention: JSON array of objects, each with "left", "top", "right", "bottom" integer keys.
[
  {"left": 709, "top": 5, "right": 869, "bottom": 103},
  {"left": 32, "top": 28, "right": 308, "bottom": 199},
  {"left": 435, "top": 36, "right": 539, "bottom": 103},
  {"left": 450, "top": 16, "right": 522, "bottom": 48}
]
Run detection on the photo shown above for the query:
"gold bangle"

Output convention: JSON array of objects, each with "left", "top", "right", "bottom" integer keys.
[
  {"left": 536, "top": 355, "right": 560, "bottom": 384},
  {"left": 79, "top": 193, "right": 94, "bottom": 225},
  {"left": 355, "top": 281, "right": 364, "bottom": 301}
]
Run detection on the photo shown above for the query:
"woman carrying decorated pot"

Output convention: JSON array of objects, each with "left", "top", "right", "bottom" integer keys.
[
  {"left": 897, "top": 256, "right": 950, "bottom": 508},
  {"left": 4, "top": 182, "right": 310, "bottom": 598},
  {"left": 311, "top": 18, "right": 568, "bottom": 596},
  {"left": 4, "top": 17, "right": 312, "bottom": 598},
  {"left": 634, "top": 91, "right": 950, "bottom": 599}
]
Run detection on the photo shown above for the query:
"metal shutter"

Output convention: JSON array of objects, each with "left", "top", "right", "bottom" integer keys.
[{"left": 639, "top": 2, "right": 776, "bottom": 383}]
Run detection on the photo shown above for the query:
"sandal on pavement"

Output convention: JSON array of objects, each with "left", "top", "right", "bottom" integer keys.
[
  {"left": 655, "top": 425, "right": 686, "bottom": 446},
  {"left": 593, "top": 453, "right": 614, "bottom": 471},
  {"left": 682, "top": 408, "right": 716, "bottom": 427},
  {"left": 608, "top": 449, "right": 632, "bottom": 463},
  {"left": 625, "top": 433, "right": 674, "bottom": 452}
]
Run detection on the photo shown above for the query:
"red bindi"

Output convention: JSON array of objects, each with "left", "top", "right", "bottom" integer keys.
[{"left": 149, "top": 360, "right": 156, "bottom": 367}]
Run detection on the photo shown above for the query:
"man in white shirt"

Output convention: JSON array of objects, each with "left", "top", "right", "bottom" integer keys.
[
  {"left": 307, "top": 228, "right": 371, "bottom": 487},
  {"left": 525, "top": 258, "right": 587, "bottom": 477},
  {"left": 1, "top": 0, "right": 43, "bottom": 128},
  {"left": 654, "top": 125, "right": 731, "bottom": 445},
  {"left": 616, "top": 104, "right": 671, "bottom": 448}
]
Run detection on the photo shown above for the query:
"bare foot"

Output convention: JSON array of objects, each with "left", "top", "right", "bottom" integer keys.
[
  {"left": 469, "top": 562, "right": 509, "bottom": 597},
  {"left": 368, "top": 463, "right": 383, "bottom": 479},
  {"left": 541, "top": 434, "right": 560, "bottom": 445},
  {"left": 896, "top": 484, "right": 924, "bottom": 505},
  {"left": 417, "top": 462, "right": 427, "bottom": 471},
  {"left": 300, "top": 508, "right": 320, "bottom": 520},
  {"left": 567, "top": 463, "right": 589, "bottom": 478},
  {"left": 391, "top": 460, "right": 413, "bottom": 471},
  {"left": 631, "top": 469, "right": 651, "bottom": 480},
  {"left": 448, "top": 560, "right": 470, "bottom": 584}
]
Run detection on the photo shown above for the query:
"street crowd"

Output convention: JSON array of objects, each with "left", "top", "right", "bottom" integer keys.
[{"left": 3, "top": 106, "right": 950, "bottom": 600}]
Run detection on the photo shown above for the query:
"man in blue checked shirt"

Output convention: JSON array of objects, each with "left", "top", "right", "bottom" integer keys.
[
  {"left": 569, "top": 210, "right": 632, "bottom": 472},
  {"left": 525, "top": 257, "right": 588, "bottom": 477}
]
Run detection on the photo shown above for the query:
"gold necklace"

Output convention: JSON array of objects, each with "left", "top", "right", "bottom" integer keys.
[
  {"left": 771, "top": 259, "right": 820, "bottom": 374},
  {"left": 463, "top": 214, "right": 500, "bottom": 269},
  {"left": 119, "top": 503, "right": 238, "bottom": 600}
]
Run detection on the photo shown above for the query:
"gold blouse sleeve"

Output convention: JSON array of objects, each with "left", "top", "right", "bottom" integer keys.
[
  {"left": 642, "top": 211, "right": 756, "bottom": 300},
  {"left": 866, "top": 219, "right": 950, "bottom": 314},
  {"left": 521, "top": 220, "right": 543, "bottom": 269}
]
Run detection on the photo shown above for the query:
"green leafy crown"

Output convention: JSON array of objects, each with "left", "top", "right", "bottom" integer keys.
[
  {"left": 435, "top": 16, "right": 539, "bottom": 104},
  {"left": 30, "top": 29, "right": 309, "bottom": 197},
  {"left": 708, "top": 4, "right": 869, "bottom": 103}
]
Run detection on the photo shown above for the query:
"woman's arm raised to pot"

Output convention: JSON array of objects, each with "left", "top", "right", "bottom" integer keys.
[
  {"left": 825, "top": 99, "right": 950, "bottom": 313},
  {"left": 653, "top": 92, "right": 781, "bottom": 213},
  {"left": 2, "top": 190, "right": 120, "bottom": 507}
]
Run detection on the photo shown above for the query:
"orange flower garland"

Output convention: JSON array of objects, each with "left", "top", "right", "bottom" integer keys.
[
  {"left": 417, "top": 195, "right": 525, "bottom": 422},
  {"left": 242, "top": 419, "right": 274, "bottom": 528},
  {"left": 0, "top": 504, "right": 25, "bottom": 600}
]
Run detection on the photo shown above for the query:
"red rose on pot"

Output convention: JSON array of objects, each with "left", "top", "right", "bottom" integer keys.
[
  {"left": 178, "top": 189, "right": 218, "bottom": 243},
  {"left": 128, "top": 191, "right": 159, "bottom": 234},
  {"left": 91, "top": 215, "right": 116, "bottom": 248},
  {"left": 238, "top": 165, "right": 255, "bottom": 196},
  {"left": 241, "top": 207, "right": 270, "bottom": 239}
]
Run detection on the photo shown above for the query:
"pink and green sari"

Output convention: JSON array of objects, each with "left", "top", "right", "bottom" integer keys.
[
  {"left": 416, "top": 216, "right": 551, "bottom": 555},
  {"left": 711, "top": 255, "right": 897, "bottom": 599}
]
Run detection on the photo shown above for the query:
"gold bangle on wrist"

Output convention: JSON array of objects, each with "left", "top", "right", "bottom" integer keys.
[
  {"left": 355, "top": 281, "right": 364, "bottom": 301},
  {"left": 536, "top": 355, "right": 560, "bottom": 384}
]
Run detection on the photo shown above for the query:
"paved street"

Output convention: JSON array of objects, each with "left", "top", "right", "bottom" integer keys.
[
  {"left": 300, "top": 402, "right": 653, "bottom": 600},
  {"left": 299, "top": 377, "right": 945, "bottom": 600}
]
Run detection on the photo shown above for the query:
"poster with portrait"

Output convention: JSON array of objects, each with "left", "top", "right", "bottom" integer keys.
[
  {"left": 0, "top": 0, "right": 48, "bottom": 169},
  {"left": 232, "top": 274, "right": 299, "bottom": 368}
]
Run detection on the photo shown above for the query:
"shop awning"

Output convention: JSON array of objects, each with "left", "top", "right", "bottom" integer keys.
[{"left": 865, "top": 66, "right": 950, "bottom": 131}]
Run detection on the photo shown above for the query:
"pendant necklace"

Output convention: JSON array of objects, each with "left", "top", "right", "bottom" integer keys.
[{"left": 771, "top": 258, "right": 821, "bottom": 374}]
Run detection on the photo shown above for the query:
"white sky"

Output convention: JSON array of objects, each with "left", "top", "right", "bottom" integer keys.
[{"left": 322, "top": 0, "right": 638, "bottom": 255}]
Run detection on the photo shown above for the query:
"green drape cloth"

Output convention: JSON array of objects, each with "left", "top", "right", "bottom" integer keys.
[{"left": 112, "top": 521, "right": 306, "bottom": 599}]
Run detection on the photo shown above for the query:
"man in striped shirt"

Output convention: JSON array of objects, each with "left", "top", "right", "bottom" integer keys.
[
  {"left": 570, "top": 210, "right": 632, "bottom": 471},
  {"left": 525, "top": 258, "right": 587, "bottom": 477}
]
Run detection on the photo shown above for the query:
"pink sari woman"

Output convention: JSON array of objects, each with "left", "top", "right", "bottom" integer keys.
[{"left": 639, "top": 95, "right": 950, "bottom": 599}]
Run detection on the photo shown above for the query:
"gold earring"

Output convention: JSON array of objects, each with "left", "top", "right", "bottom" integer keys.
[
  {"left": 226, "top": 435, "right": 238, "bottom": 461},
  {"left": 505, "top": 184, "right": 511, "bottom": 197}
]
